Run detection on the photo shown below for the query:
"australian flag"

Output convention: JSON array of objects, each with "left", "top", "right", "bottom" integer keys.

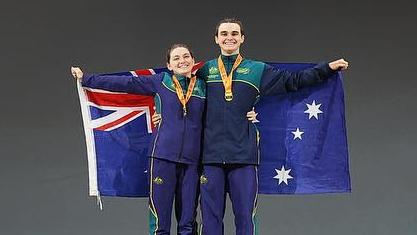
[
  {"left": 76, "top": 63, "right": 350, "bottom": 199},
  {"left": 256, "top": 63, "right": 351, "bottom": 194}
]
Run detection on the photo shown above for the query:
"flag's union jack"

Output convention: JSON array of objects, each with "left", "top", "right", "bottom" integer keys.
[{"left": 84, "top": 87, "right": 154, "bottom": 132}]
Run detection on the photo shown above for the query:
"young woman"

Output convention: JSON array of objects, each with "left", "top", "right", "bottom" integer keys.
[{"left": 71, "top": 44, "right": 257, "bottom": 235}]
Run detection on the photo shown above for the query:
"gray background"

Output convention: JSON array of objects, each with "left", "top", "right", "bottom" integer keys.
[{"left": 1, "top": 0, "right": 416, "bottom": 234}]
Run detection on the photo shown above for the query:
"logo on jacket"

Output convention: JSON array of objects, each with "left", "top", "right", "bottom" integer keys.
[
  {"left": 209, "top": 67, "right": 219, "bottom": 75},
  {"left": 153, "top": 176, "right": 164, "bottom": 185},
  {"left": 200, "top": 175, "right": 208, "bottom": 184},
  {"left": 236, "top": 67, "right": 250, "bottom": 74}
]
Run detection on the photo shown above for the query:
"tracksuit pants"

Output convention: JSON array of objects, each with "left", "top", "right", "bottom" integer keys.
[
  {"left": 149, "top": 158, "right": 199, "bottom": 235},
  {"left": 200, "top": 164, "right": 258, "bottom": 235}
]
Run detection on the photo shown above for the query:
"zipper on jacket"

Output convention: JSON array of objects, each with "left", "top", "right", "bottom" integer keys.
[
  {"left": 222, "top": 97, "right": 227, "bottom": 164},
  {"left": 178, "top": 114, "right": 187, "bottom": 162},
  {"left": 177, "top": 78, "right": 188, "bottom": 162}
]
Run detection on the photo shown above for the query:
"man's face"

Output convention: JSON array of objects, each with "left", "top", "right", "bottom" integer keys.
[
  {"left": 167, "top": 47, "right": 195, "bottom": 77},
  {"left": 215, "top": 23, "right": 245, "bottom": 55}
]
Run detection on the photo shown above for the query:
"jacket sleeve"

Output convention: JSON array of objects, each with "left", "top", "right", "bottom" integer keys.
[
  {"left": 259, "top": 62, "right": 337, "bottom": 96},
  {"left": 81, "top": 73, "right": 163, "bottom": 96}
]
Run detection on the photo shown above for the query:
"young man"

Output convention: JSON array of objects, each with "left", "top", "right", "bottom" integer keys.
[{"left": 196, "top": 18, "right": 348, "bottom": 235}]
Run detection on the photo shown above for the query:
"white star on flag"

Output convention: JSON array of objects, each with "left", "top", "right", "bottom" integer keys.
[
  {"left": 273, "top": 166, "right": 293, "bottom": 185},
  {"left": 304, "top": 100, "right": 323, "bottom": 120},
  {"left": 291, "top": 128, "right": 304, "bottom": 140}
]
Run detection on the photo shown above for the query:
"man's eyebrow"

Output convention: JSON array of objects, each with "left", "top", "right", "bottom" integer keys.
[{"left": 219, "top": 30, "right": 240, "bottom": 34}]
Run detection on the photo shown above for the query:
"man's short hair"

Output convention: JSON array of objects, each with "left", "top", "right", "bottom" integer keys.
[{"left": 215, "top": 18, "right": 245, "bottom": 36}]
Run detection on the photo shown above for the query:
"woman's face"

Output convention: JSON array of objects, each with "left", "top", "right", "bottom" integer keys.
[{"left": 167, "top": 47, "right": 195, "bottom": 77}]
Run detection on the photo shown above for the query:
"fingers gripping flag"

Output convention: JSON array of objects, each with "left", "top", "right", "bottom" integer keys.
[{"left": 76, "top": 62, "right": 350, "bottom": 199}]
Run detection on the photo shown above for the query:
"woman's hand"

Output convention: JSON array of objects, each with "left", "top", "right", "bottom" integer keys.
[{"left": 71, "top": 66, "right": 84, "bottom": 80}]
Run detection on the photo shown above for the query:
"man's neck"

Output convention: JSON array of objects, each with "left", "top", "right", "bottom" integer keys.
[{"left": 221, "top": 48, "right": 240, "bottom": 56}]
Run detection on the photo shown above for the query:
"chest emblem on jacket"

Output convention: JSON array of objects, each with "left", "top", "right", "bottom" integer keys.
[
  {"left": 209, "top": 67, "right": 219, "bottom": 75},
  {"left": 236, "top": 67, "right": 250, "bottom": 74}
]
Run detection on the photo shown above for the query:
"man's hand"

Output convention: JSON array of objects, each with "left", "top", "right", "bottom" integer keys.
[
  {"left": 152, "top": 112, "right": 162, "bottom": 126},
  {"left": 328, "top": 59, "right": 349, "bottom": 71},
  {"left": 71, "top": 66, "right": 84, "bottom": 80}
]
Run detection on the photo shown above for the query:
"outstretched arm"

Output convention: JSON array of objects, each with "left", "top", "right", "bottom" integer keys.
[
  {"left": 70, "top": 66, "right": 159, "bottom": 96},
  {"left": 260, "top": 58, "right": 349, "bottom": 96}
]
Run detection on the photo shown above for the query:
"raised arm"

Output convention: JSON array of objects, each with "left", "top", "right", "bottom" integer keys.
[
  {"left": 260, "top": 58, "right": 348, "bottom": 96},
  {"left": 70, "top": 66, "right": 160, "bottom": 96}
]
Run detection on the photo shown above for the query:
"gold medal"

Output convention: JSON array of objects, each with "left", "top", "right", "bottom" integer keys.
[
  {"left": 225, "top": 91, "right": 233, "bottom": 101},
  {"left": 217, "top": 54, "right": 243, "bottom": 102},
  {"left": 172, "top": 75, "right": 196, "bottom": 117}
]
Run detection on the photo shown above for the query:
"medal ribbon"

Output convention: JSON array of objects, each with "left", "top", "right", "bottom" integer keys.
[
  {"left": 172, "top": 75, "right": 197, "bottom": 116},
  {"left": 217, "top": 54, "right": 243, "bottom": 101}
]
